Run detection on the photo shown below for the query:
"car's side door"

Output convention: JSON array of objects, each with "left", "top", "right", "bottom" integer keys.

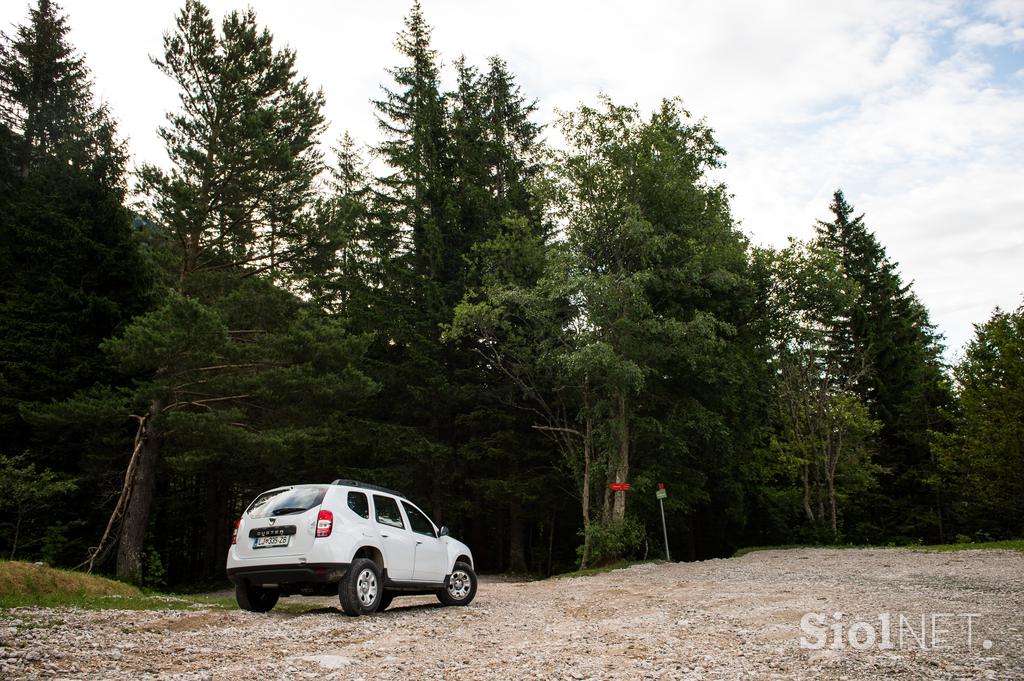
[
  {"left": 371, "top": 494, "right": 416, "bottom": 581},
  {"left": 401, "top": 500, "right": 447, "bottom": 583}
]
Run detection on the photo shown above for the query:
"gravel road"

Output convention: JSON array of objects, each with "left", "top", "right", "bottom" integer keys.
[{"left": 2, "top": 548, "right": 1022, "bottom": 680}]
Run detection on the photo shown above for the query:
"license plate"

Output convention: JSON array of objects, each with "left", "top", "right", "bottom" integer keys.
[{"left": 253, "top": 535, "right": 290, "bottom": 548}]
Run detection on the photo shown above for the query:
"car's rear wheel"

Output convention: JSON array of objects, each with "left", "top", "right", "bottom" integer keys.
[
  {"left": 235, "top": 583, "right": 279, "bottom": 613},
  {"left": 436, "top": 561, "right": 477, "bottom": 606},
  {"left": 339, "top": 558, "right": 383, "bottom": 616}
]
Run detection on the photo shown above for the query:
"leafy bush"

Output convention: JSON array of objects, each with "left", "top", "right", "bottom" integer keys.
[
  {"left": 0, "top": 453, "right": 76, "bottom": 560},
  {"left": 579, "top": 516, "right": 645, "bottom": 567},
  {"left": 141, "top": 547, "right": 167, "bottom": 589}
]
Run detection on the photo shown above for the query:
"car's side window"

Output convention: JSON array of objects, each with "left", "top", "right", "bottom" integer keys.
[
  {"left": 373, "top": 494, "right": 404, "bottom": 529},
  {"left": 348, "top": 491, "right": 369, "bottom": 519},
  {"left": 401, "top": 501, "right": 436, "bottom": 537}
]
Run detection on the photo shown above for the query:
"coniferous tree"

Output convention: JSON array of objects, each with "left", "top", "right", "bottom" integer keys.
[
  {"left": 815, "top": 188, "right": 950, "bottom": 540},
  {"left": 1, "top": 0, "right": 90, "bottom": 168},
  {"left": 446, "top": 55, "right": 548, "bottom": 571},
  {"left": 935, "top": 302, "right": 1024, "bottom": 539},
  {"left": 348, "top": 3, "right": 554, "bottom": 566},
  {"left": 65, "top": 0, "right": 375, "bottom": 582},
  {"left": 0, "top": 0, "right": 151, "bottom": 565},
  {"left": 814, "top": 190, "right": 950, "bottom": 541}
]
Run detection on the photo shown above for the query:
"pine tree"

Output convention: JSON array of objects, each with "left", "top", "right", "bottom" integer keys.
[
  {"left": 138, "top": 0, "right": 326, "bottom": 289},
  {"left": 74, "top": 0, "right": 376, "bottom": 581},
  {"left": 1, "top": 0, "right": 85, "bottom": 163}
]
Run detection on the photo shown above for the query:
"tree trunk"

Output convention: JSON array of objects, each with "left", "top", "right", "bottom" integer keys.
[
  {"left": 814, "top": 457, "right": 826, "bottom": 526},
  {"left": 507, "top": 498, "right": 528, "bottom": 573},
  {"left": 801, "top": 465, "right": 814, "bottom": 522},
  {"left": 827, "top": 435, "right": 841, "bottom": 540},
  {"left": 10, "top": 508, "right": 23, "bottom": 560},
  {"left": 546, "top": 511, "right": 555, "bottom": 576},
  {"left": 611, "top": 394, "right": 629, "bottom": 522},
  {"left": 116, "top": 399, "right": 163, "bottom": 582},
  {"left": 580, "top": 410, "right": 594, "bottom": 569},
  {"left": 601, "top": 468, "right": 613, "bottom": 523},
  {"left": 827, "top": 471, "right": 838, "bottom": 539},
  {"left": 204, "top": 473, "right": 225, "bottom": 582}
]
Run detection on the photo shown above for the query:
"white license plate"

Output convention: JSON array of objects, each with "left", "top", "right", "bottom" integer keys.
[{"left": 253, "top": 535, "right": 290, "bottom": 548}]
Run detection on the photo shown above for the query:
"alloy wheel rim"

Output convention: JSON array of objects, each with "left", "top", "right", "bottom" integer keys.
[
  {"left": 447, "top": 570, "right": 471, "bottom": 600},
  {"left": 357, "top": 568, "right": 378, "bottom": 606}
]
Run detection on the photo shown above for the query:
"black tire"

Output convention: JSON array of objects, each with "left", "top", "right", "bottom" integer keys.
[
  {"left": 339, "top": 558, "right": 383, "bottom": 616},
  {"left": 235, "top": 583, "right": 279, "bottom": 613},
  {"left": 377, "top": 591, "right": 395, "bottom": 612},
  {"left": 436, "top": 561, "right": 477, "bottom": 607}
]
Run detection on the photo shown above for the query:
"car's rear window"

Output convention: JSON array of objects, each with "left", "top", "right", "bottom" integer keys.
[
  {"left": 348, "top": 491, "right": 369, "bottom": 519},
  {"left": 246, "top": 486, "right": 328, "bottom": 518}
]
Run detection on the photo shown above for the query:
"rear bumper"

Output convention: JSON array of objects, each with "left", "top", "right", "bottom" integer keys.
[{"left": 227, "top": 562, "right": 350, "bottom": 586}]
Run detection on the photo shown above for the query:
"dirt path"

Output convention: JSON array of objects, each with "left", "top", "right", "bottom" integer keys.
[{"left": 2, "top": 548, "right": 1022, "bottom": 679}]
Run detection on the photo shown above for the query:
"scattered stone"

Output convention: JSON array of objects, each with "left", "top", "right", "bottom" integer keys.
[{"left": 0, "top": 549, "right": 1021, "bottom": 679}]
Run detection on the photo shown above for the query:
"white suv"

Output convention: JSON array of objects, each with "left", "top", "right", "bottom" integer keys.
[{"left": 226, "top": 479, "right": 477, "bottom": 616}]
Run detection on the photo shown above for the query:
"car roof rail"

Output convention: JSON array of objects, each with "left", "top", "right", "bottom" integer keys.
[{"left": 331, "top": 478, "right": 406, "bottom": 499}]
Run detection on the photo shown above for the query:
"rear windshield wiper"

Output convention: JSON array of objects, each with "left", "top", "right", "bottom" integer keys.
[{"left": 271, "top": 507, "right": 308, "bottom": 516}]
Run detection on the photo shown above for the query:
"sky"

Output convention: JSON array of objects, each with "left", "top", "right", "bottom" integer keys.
[{"left": 3, "top": 0, "right": 1022, "bottom": 358}]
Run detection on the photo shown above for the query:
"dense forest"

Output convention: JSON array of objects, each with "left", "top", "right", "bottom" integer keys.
[{"left": 1, "top": 0, "right": 1021, "bottom": 587}]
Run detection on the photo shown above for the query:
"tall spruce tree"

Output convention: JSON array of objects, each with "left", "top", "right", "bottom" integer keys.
[
  {"left": 446, "top": 55, "right": 548, "bottom": 571},
  {"left": 353, "top": 3, "right": 554, "bottom": 568},
  {"left": 362, "top": 0, "right": 456, "bottom": 520},
  {"left": 1, "top": 0, "right": 92, "bottom": 170},
  {"left": 0, "top": 0, "right": 151, "bottom": 565},
  {"left": 814, "top": 190, "right": 950, "bottom": 541}
]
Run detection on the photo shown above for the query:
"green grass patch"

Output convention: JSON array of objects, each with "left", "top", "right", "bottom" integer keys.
[
  {"left": 733, "top": 539, "right": 1024, "bottom": 558},
  {"left": 0, "top": 559, "right": 159, "bottom": 609},
  {"left": 0, "top": 560, "right": 140, "bottom": 598},
  {"left": 0, "top": 561, "right": 236, "bottom": 611},
  {"left": 0, "top": 560, "right": 365, "bottom": 614},
  {"left": 911, "top": 539, "right": 1024, "bottom": 553},
  {"left": 732, "top": 544, "right": 823, "bottom": 557},
  {"left": 551, "top": 559, "right": 662, "bottom": 579}
]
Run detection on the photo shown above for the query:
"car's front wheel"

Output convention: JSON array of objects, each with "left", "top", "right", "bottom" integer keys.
[
  {"left": 235, "top": 583, "right": 279, "bottom": 613},
  {"left": 339, "top": 558, "right": 383, "bottom": 616},
  {"left": 436, "top": 561, "right": 477, "bottom": 606}
]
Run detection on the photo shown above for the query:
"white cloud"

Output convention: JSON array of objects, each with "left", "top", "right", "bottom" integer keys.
[{"left": 956, "top": 21, "right": 1024, "bottom": 46}]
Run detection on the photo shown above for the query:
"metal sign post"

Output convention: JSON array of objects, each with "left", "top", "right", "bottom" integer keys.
[{"left": 656, "top": 483, "right": 670, "bottom": 562}]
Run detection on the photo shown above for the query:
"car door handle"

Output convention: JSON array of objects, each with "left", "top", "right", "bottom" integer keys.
[
  {"left": 381, "top": 533, "right": 390, "bottom": 538},
  {"left": 416, "top": 540, "right": 423, "bottom": 545}
]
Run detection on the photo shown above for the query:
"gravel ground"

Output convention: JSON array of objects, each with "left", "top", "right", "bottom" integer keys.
[{"left": 2, "top": 548, "right": 1022, "bottom": 680}]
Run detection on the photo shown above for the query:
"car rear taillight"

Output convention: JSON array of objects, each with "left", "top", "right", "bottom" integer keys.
[
  {"left": 316, "top": 509, "right": 333, "bottom": 538},
  {"left": 231, "top": 518, "right": 240, "bottom": 545}
]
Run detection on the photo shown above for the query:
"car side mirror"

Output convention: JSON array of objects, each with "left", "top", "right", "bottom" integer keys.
[{"left": 439, "top": 525, "right": 449, "bottom": 537}]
